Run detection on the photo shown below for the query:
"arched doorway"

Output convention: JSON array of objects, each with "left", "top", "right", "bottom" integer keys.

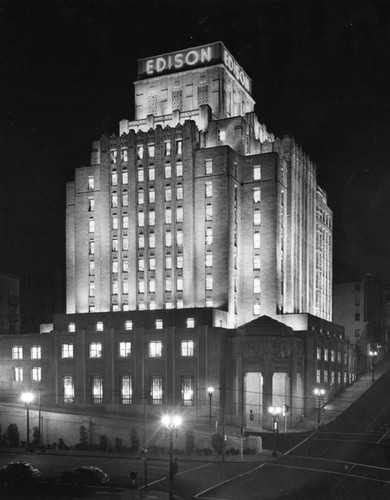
[{"left": 244, "top": 372, "right": 263, "bottom": 429}]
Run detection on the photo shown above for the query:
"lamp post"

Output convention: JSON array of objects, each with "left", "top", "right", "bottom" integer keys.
[
  {"left": 207, "top": 387, "right": 214, "bottom": 424},
  {"left": 162, "top": 414, "right": 182, "bottom": 500},
  {"left": 313, "top": 388, "right": 326, "bottom": 426},
  {"left": 268, "top": 406, "right": 282, "bottom": 457},
  {"left": 369, "top": 349, "right": 378, "bottom": 382},
  {"left": 21, "top": 392, "right": 35, "bottom": 447}
]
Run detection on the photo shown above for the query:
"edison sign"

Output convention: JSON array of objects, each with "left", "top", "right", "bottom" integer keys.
[{"left": 138, "top": 42, "right": 252, "bottom": 94}]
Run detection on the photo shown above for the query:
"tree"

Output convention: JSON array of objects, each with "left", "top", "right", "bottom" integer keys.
[
  {"left": 211, "top": 432, "right": 224, "bottom": 455},
  {"left": 5, "top": 423, "right": 19, "bottom": 447},
  {"left": 79, "top": 425, "right": 88, "bottom": 449}
]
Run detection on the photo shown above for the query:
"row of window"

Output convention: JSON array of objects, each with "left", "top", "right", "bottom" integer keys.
[
  {"left": 316, "top": 346, "right": 344, "bottom": 363},
  {"left": 67, "top": 318, "right": 196, "bottom": 333},
  {"left": 12, "top": 346, "right": 41, "bottom": 360},
  {"left": 13, "top": 367, "right": 41, "bottom": 382}
]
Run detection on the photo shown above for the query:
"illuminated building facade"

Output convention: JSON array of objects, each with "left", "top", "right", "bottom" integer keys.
[{"left": 66, "top": 42, "right": 332, "bottom": 327}]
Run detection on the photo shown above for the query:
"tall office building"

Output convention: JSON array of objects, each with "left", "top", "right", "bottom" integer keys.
[{"left": 66, "top": 42, "right": 332, "bottom": 328}]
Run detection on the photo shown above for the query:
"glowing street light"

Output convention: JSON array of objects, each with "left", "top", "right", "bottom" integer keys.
[
  {"left": 162, "top": 414, "right": 182, "bottom": 500},
  {"left": 268, "top": 406, "right": 282, "bottom": 457},
  {"left": 369, "top": 349, "right": 378, "bottom": 382},
  {"left": 313, "top": 388, "right": 326, "bottom": 426},
  {"left": 21, "top": 392, "right": 35, "bottom": 447},
  {"left": 207, "top": 387, "right": 214, "bottom": 424}
]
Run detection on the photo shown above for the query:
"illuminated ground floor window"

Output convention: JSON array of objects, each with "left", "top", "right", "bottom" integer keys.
[
  {"left": 92, "top": 375, "right": 103, "bottom": 404},
  {"left": 121, "top": 375, "right": 132, "bottom": 404},
  {"left": 181, "top": 375, "right": 194, "bottom": 406},
  {"left": 64, "top": 375, "right": 74, "bottom": 403},
  {"left": 150, "top": 375, "right": 163, "bottom": 405}
]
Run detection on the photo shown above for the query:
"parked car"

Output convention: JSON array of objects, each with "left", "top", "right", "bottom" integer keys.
[
  {"left": 0, "top": 461, "right": 44, "bottom": 485},
  {"left": 60, "top": 466, "right": 109, "bottom": 486}
]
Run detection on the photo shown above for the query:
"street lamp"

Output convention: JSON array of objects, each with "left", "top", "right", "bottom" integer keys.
[
  {"left": 369, "top": 349, "right": 378, "bottom": 382},
  {"left": 207, "top": 387, "right": 214, "bottom": 424},
  {"left": 162, "top": 414, "right": 182, "bottom": 500},
  {"left": 313, "top": 388, "right": 326, "bottom": 426},
  {"left": 21, "top": 392, "right": 35, "bottom": 447},
  {"left": 268, "top": 406, "right": 282, "bottom": 457}
]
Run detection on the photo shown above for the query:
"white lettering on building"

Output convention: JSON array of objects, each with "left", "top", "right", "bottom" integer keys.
[
  {"left": 145, "top": 46, "right": 212, "bottom": 75},
  {"left": 223, "top": 49, "right": 250, "bottom": 93}
]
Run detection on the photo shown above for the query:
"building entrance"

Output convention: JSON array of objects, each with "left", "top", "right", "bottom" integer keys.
[{"left": 244, "top": 372, "right": 263, "bottom": 429}]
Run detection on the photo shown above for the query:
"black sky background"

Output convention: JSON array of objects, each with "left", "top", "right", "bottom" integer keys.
[{"left": 1, "top": 0, "right": 390, "bottom": 329}]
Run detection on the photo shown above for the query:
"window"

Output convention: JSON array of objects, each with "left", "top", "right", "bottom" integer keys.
[
  {"left": 149, "top": 340, "right": 162, "bottom": 357},
  {"left": 253, "top": 187, "right": 261, "bottom": 203},
  {"left": 177, "top": 299, "right": 184, "bottom": 309},
  {"left": 206, "top": 228, "right": 213, "bottom": 245},
  {"left": 177, "top": 206, "right": 183, "bottom": 222},
  {"left": 218, "top": 130, "right": 226, "bottom": 141},
  {"left": 176, "top": 140, "right": 183, "bottom": 155},
  {"left": 177, "top": 255, "right": 183, "bottom": 268},
  {"left": 112, "top": 260, "right": 119, "bottom": 273},
  {"left": 331, "top": 349, "right": 336, "bottom": 362},
  {"left": 122, "top": 192, "right": 128, "bottom": 207},
  {"left": 254, "top": 165, "right": 261, "bottom": 180},
  {"left": 205, "top": 159, "right": 212, "bottom": 174},
  {"left": 12, "top": 346, "right": 23, "bottom": 360},
  {"left": 112, "top": 216, "right": 118, "bottom": 230},
  {"left": 254, "top": 231, "right": 260, "bottom": 248},
  {"left": 149, "top": 166, "right": 155, "bottom": 181},
  {"left": 324, "top": 348, "right": 328, "bottom": 361},
  {"left": 121, "top": 148, "right": 128, "bottom": 162},
  {"left": 166, "top": 301, "right": 173, "bottom": 309},
  {"left": 68, "top": 322, "right": 76, "bottom": 333},
  {"left": 150, "top": 300, "right": 156, "bottom": 310},
  {"left": 96, "top": 321, "right": 104, "bottom": 332},
  {"left": 64, "top": 375, "right": 74, "bottom": 403},
  {"left": 164, "top": 141, "right": 171, "bottom": 156},
  {"left": 110, "top": 149, "right": 117, "bottom": 164},
  {"left": 165, "top": 208, "right": 172, "bottom": 224},
  {"left": 138, "top": 233, "right": 145, "bottom": 248},
  {"left": 112, "top": 239, "right": 119, "bottom": 252},
  {"left": 181, "top": 340, "right": 194, "bottom": 355},
  {"left": 206, "top": 276, "right": 213, "bottom": 290},
  {"left": 150, "top": 279, "right": 156, "bottom": 293},
  {"left": 90, "top": 342, "right": 102, "bottom": 358},
  {"left": 177, "top": 277, "right": 183, "bottom": 291},
  {"left": 119, "top": 342, "right": 131, "bottom": 357},
  {"left": 148, "top": 144, "right": 155, "bottom": 157},
  {"left": 176, "top": 162, "right": 183, "bottom": 177},
  {"left": 165, "top": 278, "right": 172, "bottom": 292},
  {"left": 137, "top": 145, "right": 144, "bottom": 160},
  {"left": 205, "top": 204, "right": 212, "bottom": 221},
  {"left": 138, "top": 167, "right": 144, "bottom": 182},
  {"left": 121, "top": 375, "right": 132, "bottom": 404},
  {"left": 156, "top": 318, "right": 164, "bottom": 330},
  {"left": 149, "top": 257, "right": 156, "bottom": 270},
  {"left": 138, "top": 280, "right": 145, "bottom": 293},
  {"left": 123, "top": 236, "right": 129, "bottom": 251},
  {"left": 177, "top": 229, "right": 183, "bottom": 246},
  {"left": 253, "top": 256, "right": 261, "bottom": 270},
  {"left": 89, "top": 282, "right": 95, "bottom": 297},
  {"left": 206, "top": 298, "right": 213, "bottom": 307},
  {"left": 88, "top": 197, "right": 95, "bottom": 212},
  {"left": 138, "top": 212, "right": 144, "bottom": 226},
  {"left": 149, "top": 232, "right": 155, "bottom": 248},
  {"left": 92, "top": 375, "right": 103, "bottom": 404},
  {"left": 165, "top": 163, "right": 171, "bottom": 179},
  {"left": 150, "top": 375, "right": 163, "bottom": 405},
  {"left": 149, "top": 210, "right": 155, "bottom": 226},
  {"left": 32, "top": 367, "right": 41, "bottom": 382},
  {"left": 317, "top": 346, "right": 321, "bottom": 360},
  {"left": 254, "top": 210, "right": 261, "bottom": 225},
  {"left": 123, "top": 280, "right": 129, "bottom": 293},
  {"left": 112, "top": 280, "right": 119, "bottom": 295},
  {"left": 89, "top": 241, "right": 95, "bottom": 254},
  {"left": 111, "top": 172, "right": 118, "bottom": 186},
  {"left": 253, "top": 303, "right": 261, "bottom": 315},
  {"left": 166, "top": 230, "right": 172, "bottom": 246},
  {"left": 88, "top": 175, "right": 94, "bottom": 190},
  {"left": 89, "top": 261, "right": 95, "bottom": 275},
  {"left": 125, "top": 320, "right": 133, "bottom": 330},
  {"left": 165, "top": 256, "right": 172, "bottom": 269},
  {"left": 355, "top": 313, "right": 360, "bottom": 321},
  {"left": 205, "top": 253, "right": 213, "bottom": 267},
  {"left": 123, "top": 215, "right": 129, "bottom": 229},
  {"left": 62, "top": 343, "right": 74, "bottom": 358},
  {"left": 181, "top": 375, "right": 194, "bottom": 406},
  {"left": 31, "top": 346, "right": 41, "bottom": 359},
  {"left": 176, "top": 184, "right": 183, "bottom": 201},
  {"left": 165, "top": 185, "right": 172, "bottom": 201},
  {"left": 316, "top": 369, "right": 321, "bottom": 384},
  {"left": 205, "top": 182, "right": 212, "bottom": 198},
  {"left": 122, "top": 170, "right": 128, "bottom": 184},
  {"left": 253, "top": 277, "right": 261, "bottom": 294},
  {"left": 138, "top": 188, "right": 144, "bottom": 205},
  {"left": 13, "top": 367, "right": 23, "bottom": 382},
  {"left": 149, "top": 187, "right": 155, "bottom": 203}
]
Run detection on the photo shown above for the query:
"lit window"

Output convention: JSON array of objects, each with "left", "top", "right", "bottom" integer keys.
[
  {"left": 137, "top": 145, "right": 144, "bottom": 160},
  {"left": 177, "top": 277, "right": 183, "bottom": 291},
  {"left": 89, "top": 261, "right": 95, "bottom": 275},
  {"left": 64, "top": 376, "right": 74, "bottom": 403},
  {"left": 138, "top": 233, "right": 145, "bottom": 248},
  {"left": 32, "top": 367, "right": 41, "bottom": 382},
  {"left": 88, "top": 176, "right": 94, "bottom": 190},
  {"left": 206, "top": 228, "right": 213, "bottom": 245},
  {"left": 89, "top": 241, "right": 95, "bottom": 254},
  {"left": 206, "top": 204, "right": 213, "bottom": 221},
  {"left": 112, "top": 239, "right": 119, "bottom": 252},
  {"left": 112, "top": 216, "right": 118, "bottom": 230},
  {"left": 254, "top": 210, "right": 261, "bottom": 225},
  {"left": 149, "top": 340, "right": 162, "bottom": 356},
  {"left": 138, "top": 212, "right": 144, "bottom": 226},
  {"left": 176, "top": 185, "right": 183, "bottom": 201},
  {"left": 149, "top": 187, "right": 155, "bottom": 203},
  {"left": 125, "top": 320, "right": 133, "bottom": 330},
  {"left": 123, "top": 215, "right": 129, "bottom": 229},
  {"left": 148, "top": 144, "right": 155, "bottom": 157},
  {"left": 324, "top": 348, "right": 328, "bottom": 361},
  {"left": 205, "top": 159, "right": 212, "bottom": 175},
  {"left": 149, "top": 257, "right": 156, "bottom": 270},
  {"left": 119, "top": 341, "right": 131, "bottom": 357},
  {"left": 324, "top": 371, "right": 328, "bottom": 383},
  {"left": 331, "top": 350, "right": 335, "bottom": 362},
  {"left": 121, "top": 375, "right": 132, "bottom": 404},
  {"left": 165, "top": 208, "right": 172, "bottom": 224},
  {"left": 206, "top": 276, "right": 213, "bottom": 290},
  {"left": 62, "top": 343, "right": 74, "bottom": 358},
  {"left": 177, "top": 229, "right": 183, "bottom": 246},
  {"left": 177, "top": 255, "right": 183, "bottom": 268},
  {"left": 205, "top": 182, "right": 212, "bottom": 198},
  {"left": 111, "top": 149, "right": 117, "bottom": 163},
  {"left": 177, "top": 206, "right": 183, "bottom": 222},
  {"left": 165, "top": 186, "right": 172, "bottom": 201},
  {"left": 13, "top": 367, "right": 23, "bottom": 382},
  {"left": 138, "top": 167, "right": 144, "bottom": 182},
  {"left": 149, "top": 210, "right": 155, "bottom": 226},
  {"left": 122, "top": 192, "right": 128, "bottom": 207},
  {"left": 150, "top": 300, "right": 156, "bottom": 310},
  {"left": 176, "top": 162, "right": 183, "bottom": 177},
  {"left": 253, "top": 303, "right": 261, "bottom": 315},
  {"left": 218, "top": 130, "right": 226, "bottom": 141},
  {"left": 31, "top": 346, "right": 41, "bottom": 359},
  {"left": 165, "top": 279, "right": 172, "bottom": 292},
  {"left": 12, "top": 346, "right": 23, "bottom": 359},
  {"left": 90, "top": 342, "right": 102, "bottom": 358},
  {"left": 112, "top": 280, "right": 119, "bottom": 295},
  {"left": 164, "top": 141, "right": 171, "bottom": 156},
  {"left": 206, "top": 254, "right": 213, "bottom": 267},
  {"left": 317, "top": 346, "right": 322, "bottom": 360},
  {"left": 122, "top": 170, "right": 128, "bottom": 184},
  {"left": 89, "top": 282, "right": 95, "bottom": 297},
  {"left": 186, "top": 318, "right": 195, "bottom": 329},
  {"left": 138, "top": 188, "right": 144, "bottom": 205},
  {"left": 88, "top": 197, "right": 95, "bottom": 211},
  {"left": 150, "top": 279, "right": 156, "bottom": 293},
  {"left": 165, "top": 163, "right": 171, "bottom": 179},
  {"left": 121, "top": 148, "right": 128, "bottom": 162},
  {"left": 150, "top": 375, "right": 163, "bottom": 405},
  {"left": 181, "top": 375, "right": 194, "bottom": 406},
  {"left": 253, "top": 187, "right": 261, "bottom": 203},
  {"left": 253, "top": 256, "right": 260, "bottom": 270},
  {"left": 92, "top": 375, "right": 103, "bottom": 404},
  {"left": 123, "top": 280, "right": 129, "bottom": 293},
  {"left": 254, "top": 277, "right": 261, "bottom": 293},
  {"left": 138, "top": 258, "right": 145, "bottom": 271},
  {"left": 112, "top": 260, "right": 119, "bottom": 273},
  {"left": 181, "top": 342, "right": 194, "bottom": 357},
  {"left": 123, "top": 236, "right": 129, "bottom": 251},
  {"left": 96, "top": 321, "right": 104, "bottom": 332},
  {"left": 166, "top": 302, "right": 173, "bottom": 309},
  {"left": 149, "top": 232, "right": 155, "bottom": 248},
  {"left": 166, "top": 230, "right": 172, "bottom": 246},
  {"left": 138, "top": 280, "right": 145, "bottom": 293},
  {"left": 206, "top": 299, "right": 213, "bottom": 307},
  {"left": 176, "top": 140, "right": 183, "bottom": 155},
  {"left": 68, "top": 322, "right": 76, "bottom": 332},
  {"left": 111, "top": 172, "right": 118, "bottom": 186},
  {"left": 166, "top": 256, "right": 172, "bottom": 269},
  {"left": 254, "top": 165, "right": 261, "bottom": 180},
  {"left": 316, "top": 370, "right": 321, "bottom": 384},
  {"left": 254, "top": 231, "right": 260, "bottom": 248},
  {"left": 149, "top": 166, "right": 155, "bottom": 181},
  {"left": 88, "top": 219, "right": 95, "bottom": 233}
]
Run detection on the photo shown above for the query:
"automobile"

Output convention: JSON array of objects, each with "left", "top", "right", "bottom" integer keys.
[
  {"left": 60, "top": 466, "right": 110, "bottom": 486},
  {"left": 0, "top": 461, "right": 44, "bottom": 485}
]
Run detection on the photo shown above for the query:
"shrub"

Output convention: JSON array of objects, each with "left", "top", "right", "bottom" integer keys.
[
  {"left": 185, "top": 430, "right": 195, "bottom": 455},
  {"left": 58, "top": 438, "right": 70, "bottom": 450},
  {"left": 79, "top": 425, "right": 88, "bottom": 449},
  {"left": 211, "top": 433, "right": 224, "bottom": 455},
  {"left": 5, "top": 423, "right": 19, "bottom": 447}
]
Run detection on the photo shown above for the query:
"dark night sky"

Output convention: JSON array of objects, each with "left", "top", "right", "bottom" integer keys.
[{"left": 1, "top": 0, "right": 390, "bottom": 328}]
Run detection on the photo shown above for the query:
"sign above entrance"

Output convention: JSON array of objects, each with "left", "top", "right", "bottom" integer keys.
[{"left": 137, "top": 42, "right": 252, "bottom": 94}]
